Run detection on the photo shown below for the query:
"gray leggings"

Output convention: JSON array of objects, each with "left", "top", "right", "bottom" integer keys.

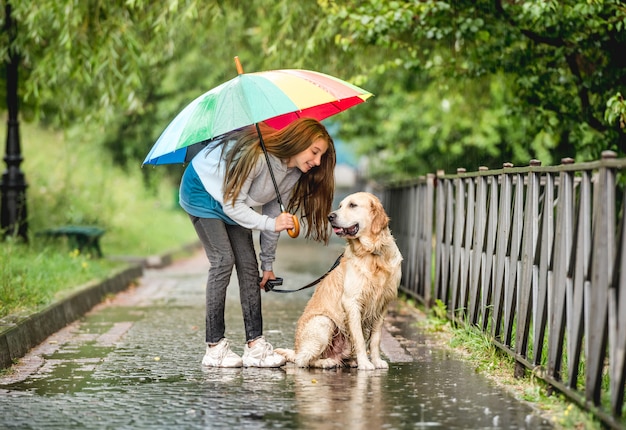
[{"left": 189, "top": 216, "right": 262, "bottom": 344}]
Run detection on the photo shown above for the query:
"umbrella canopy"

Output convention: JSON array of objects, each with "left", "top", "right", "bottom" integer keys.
[{"left": 143, "top": 65, "right": 372, "bottom": 165}]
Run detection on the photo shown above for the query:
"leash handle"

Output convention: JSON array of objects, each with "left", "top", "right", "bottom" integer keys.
[{"left": 259, "top": 277, "right": 283, "bottom": 292}]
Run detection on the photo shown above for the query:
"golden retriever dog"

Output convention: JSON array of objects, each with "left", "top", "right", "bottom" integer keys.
[{"left": 276, "top": 192, "right": 402, "bottom": 370}]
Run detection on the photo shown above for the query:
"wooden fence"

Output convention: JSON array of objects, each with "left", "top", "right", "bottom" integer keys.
[{"left": 383, "top": 151, "right": 626, "bottom": 429}]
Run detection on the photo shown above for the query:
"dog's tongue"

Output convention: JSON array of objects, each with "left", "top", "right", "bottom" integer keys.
[{"left": 333, "top": 227, "right": 345, "bottom": 236}]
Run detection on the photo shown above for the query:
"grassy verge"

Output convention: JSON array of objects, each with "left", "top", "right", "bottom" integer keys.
[
  {"left": 0, "top": 121, "right": 197, "bottom": 320},
  {"left": 405, "top": 296, "right": 604, "bottom": 430}
]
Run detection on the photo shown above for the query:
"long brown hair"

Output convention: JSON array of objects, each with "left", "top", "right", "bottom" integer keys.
[{"left": 219, "top": 117, "right": 336, "bottom": 243}]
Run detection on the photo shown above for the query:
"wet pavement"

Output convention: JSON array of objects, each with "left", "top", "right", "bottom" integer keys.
[{"left": 0, "top": 236, "right": 552, "bottom": 429}]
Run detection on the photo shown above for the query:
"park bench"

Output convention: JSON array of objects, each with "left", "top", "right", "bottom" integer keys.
[{"left": 38, "top": 225, "right": 106, "bottom": 258}]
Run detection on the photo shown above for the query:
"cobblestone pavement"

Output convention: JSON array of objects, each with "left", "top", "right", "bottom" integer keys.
[{"left": 0, "top": 236, "right": 552, "bottom": 429}]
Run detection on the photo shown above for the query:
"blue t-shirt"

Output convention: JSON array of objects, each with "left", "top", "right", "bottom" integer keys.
[{"left": 178, "top": 163, "right": 237, "bottom": 225}]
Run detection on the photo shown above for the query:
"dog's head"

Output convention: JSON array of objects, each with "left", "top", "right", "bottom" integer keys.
[{"left": 328, "top": 192, "right": 390, "bottom": 251}]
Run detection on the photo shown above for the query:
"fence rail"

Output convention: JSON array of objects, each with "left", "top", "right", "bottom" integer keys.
[{"left": 383, "top": 151, "right": 626, "bottom": 429}]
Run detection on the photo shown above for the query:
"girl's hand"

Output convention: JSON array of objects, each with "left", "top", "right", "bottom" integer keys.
[
  {"left": 274, "top": 212, "right": 295, "bottom": 232},
  {"left": 259, "top": 270, "right": 277, "bottom": 290}
]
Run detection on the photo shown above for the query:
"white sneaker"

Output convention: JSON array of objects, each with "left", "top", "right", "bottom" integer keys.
[
  {"left": 202, "top": 338, "right": 243, "bottom": 368},
  {"left": 242, "top": 337, "right": 287, "bottom": 368}
]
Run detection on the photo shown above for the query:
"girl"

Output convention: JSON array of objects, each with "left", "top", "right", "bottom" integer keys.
[{"left": 179, "top": 117, "right": 336, "bottom": 367}]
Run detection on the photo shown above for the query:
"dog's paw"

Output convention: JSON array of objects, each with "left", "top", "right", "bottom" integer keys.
[
  {"left": 357, "top": 359, "right": 376, "bottom": 371},
  {"left": 274, "top": 348, "right": 295, "bottom": 362},
  {"left": 308, "top": 358, "right": 341, "bottom": 369},
  {"left": 371, "top": 359, "right": 389, "bottom": 369}
]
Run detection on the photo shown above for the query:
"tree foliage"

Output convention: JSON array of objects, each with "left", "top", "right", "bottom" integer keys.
[
  {"left": 3, "top": 1, "right": 186, "bottom": 123},
  {"left": 308, "top": 0, "right": 626, "bottom": 179},
  {"left": 2, "top": 0, "right": 625, "bottom": 183}
]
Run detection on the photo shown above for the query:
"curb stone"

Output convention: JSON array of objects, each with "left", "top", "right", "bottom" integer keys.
[{"left": 0, "top": 242, "right": 201, "bottom": 370}]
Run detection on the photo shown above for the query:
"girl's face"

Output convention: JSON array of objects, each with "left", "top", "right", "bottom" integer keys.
[{"left": 287, "top": 138, "right": 329, "bottom": 173}]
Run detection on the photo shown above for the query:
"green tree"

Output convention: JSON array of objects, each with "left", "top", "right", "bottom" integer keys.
[
  {"left": 0, "top": 0, "right": 226, "bottom": 237},
  {"left": 7, "top": 0, "right": 625, "bottom": 188},
  {"left": 1, "top": 1, "right": 232, "bottom": 125},
  {"left": 2, "top": 0, "right": 326, "bottom": 238},
  {"left": 292, "top": 0, "right": 626, "bottom": 177}
]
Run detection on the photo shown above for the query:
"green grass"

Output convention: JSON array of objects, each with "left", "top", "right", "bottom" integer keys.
[
  {"left": 0, "top": 120, "right": 197, "bottom": 320},
  {"left": 0, "top": 239, "right": 119, "bottom": 320}
]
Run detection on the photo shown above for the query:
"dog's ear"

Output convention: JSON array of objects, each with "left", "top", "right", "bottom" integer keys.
[{"left": 370, "top": 198, "right": 389, "bottom": 235}]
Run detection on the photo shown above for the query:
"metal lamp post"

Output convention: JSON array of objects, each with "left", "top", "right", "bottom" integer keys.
[{"left": 1, "top": 3, "right": 28, "bottom": 241}]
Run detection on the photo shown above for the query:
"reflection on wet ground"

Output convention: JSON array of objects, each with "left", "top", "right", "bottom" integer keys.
[
  {"left": 0, "top": 361, "right": 551, "bottom": 429},
  {"left": 0, "top": 362, "right": 550, "bottom": 429},
  {"left": 0, "top": 237, "right": 552, "bottom": 429}
]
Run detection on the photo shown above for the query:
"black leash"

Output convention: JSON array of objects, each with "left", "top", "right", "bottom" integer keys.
[
  {"left": 254, "top": 120, "right": 342, "bottom": 293},
  {"left": 264, "top": 253, "right": 343, "bottom": 293}
]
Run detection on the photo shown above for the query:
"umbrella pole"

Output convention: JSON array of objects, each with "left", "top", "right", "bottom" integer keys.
[
  {"left": 255, "top": 124, "right": 285, "bottom": 211},
  {"left": 255, "top": 123, "right": 300, "bottom": 238}
]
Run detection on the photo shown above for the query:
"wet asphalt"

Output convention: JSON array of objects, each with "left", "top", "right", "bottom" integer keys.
[{"left": 0, "top": 235, "right": 553, "bottom": 429}]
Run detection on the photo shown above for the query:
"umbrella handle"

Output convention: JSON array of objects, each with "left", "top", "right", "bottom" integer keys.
[{"left": 287, "top": 214, "right": 300, "bottom": 238}]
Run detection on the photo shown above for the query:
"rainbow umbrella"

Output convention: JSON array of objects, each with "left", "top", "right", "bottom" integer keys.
[{"left": 142, "top": 57, "right": 372, "bottom": 165}]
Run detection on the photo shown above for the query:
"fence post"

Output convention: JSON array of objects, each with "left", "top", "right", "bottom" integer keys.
[
  {"left": 492, "top": 163, "right": 513, "bottom": 340},
  {"left": 515, "top": 160, "right": 541, "bottom": 377},
  {"left": 547, "top": 158, "right": 575, "bottom": 384},
  {"left": 469, "top": 167, "right": 489, "bottom": 325},
  {"left": 564, "top": 167, "right": 590, "bottom": 390},
  {"left": 404, "top": 184, "right": 417, "bottom": 296},
  {"left": 586, "top": 151, "right": 616, "bottom": 406},
  {"left": 434, "top": 170, "right": 446, "bottom": 305},
  {"left": 423, "top": 174, "right": 435, "bottom": 307},
  {"left": 443, "top": 173, "right": 455, "bottom": 310},
  {"left": 609, "top": 173, "right": 626, "bottom": 417},
  {"left": 460, "top": 169, "right": 474, "bottom": 319},
  {"left": 481, "top": 169, "right": 499, "bottom": 331},
  {"left": 503, "top": 168, "right": 525, "bottom": 347},
  {"left": 532, "top": 169, "right": 555, "bottom": 367},
  {"left": 451, "top": 168, "right": 466, "bottom": 318}
]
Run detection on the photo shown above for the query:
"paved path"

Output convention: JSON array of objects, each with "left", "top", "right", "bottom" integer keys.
[{"left": 0, "top": 236, "right": 552, "bottom": 429}]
